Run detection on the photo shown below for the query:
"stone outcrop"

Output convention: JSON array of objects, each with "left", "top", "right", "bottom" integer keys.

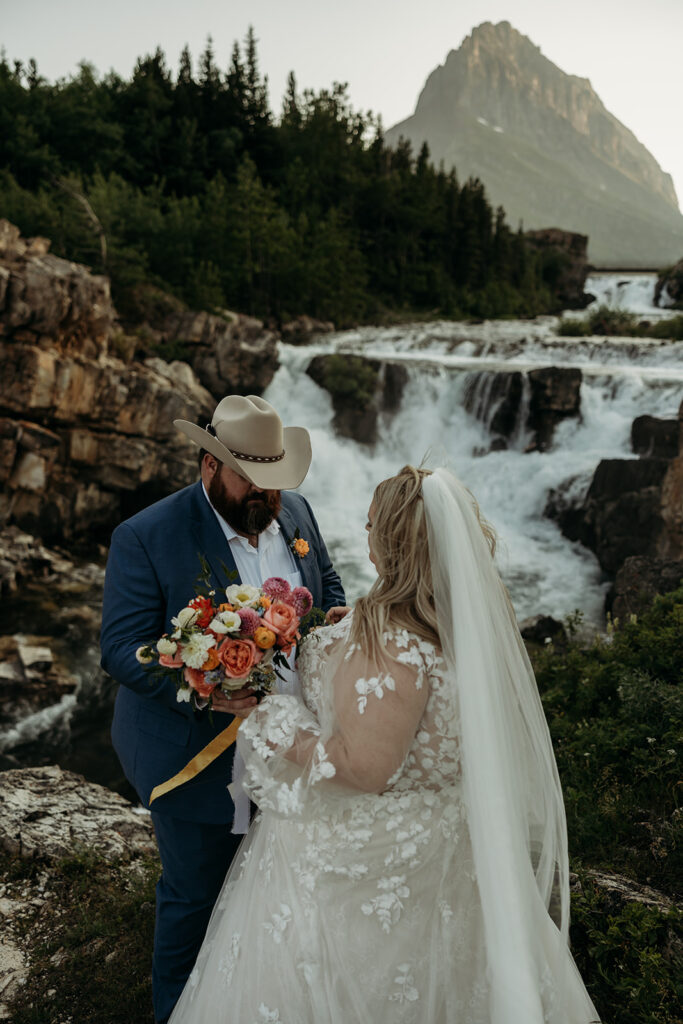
[
  {"left": 518, "top": 614, "right": 566, "bottom": 646},
  {"left": 523, "top": 229, "right": 590, "bottom": 310},
  {"left": 557, "top": 458, "right": 676, "bottom": 574},
  {"left": 0, "top": 220, "right": 113, "bottom": 356},
  {"left": 0, "top": 222, "right": 218, "bottom": 543},
  {"left": 162, "top": 309, "right": 279, "bottom": 398},
  {"left": 655, "top": 257, "right": 683, "bottom": 309},
  {"left": 526, "top": 367, "right": 582, "bottom": 450},
  {"left": 631, "top": 415, "right": 679, "bottom": 459},
  {"left": 549, "top": 400, "right": 683, "bottom": 579},
  {"left": 386, "top": 21, "right": 683, "bottom": 266},
  {"left": 607, "top": 555, "right": 683, "bottom": 621},
  {"left": 281, "top": 315, "right": 335, "bottom": 346},
  {"left": 0, "top": 766, "right": 155, "bottom": 861},
  {"left": 307, "top": 354, "right": 408, "bottom": 444}
]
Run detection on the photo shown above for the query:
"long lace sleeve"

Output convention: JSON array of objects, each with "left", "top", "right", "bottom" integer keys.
[{"left": 236, "top": 628, "right": 431, "bottom": 817}]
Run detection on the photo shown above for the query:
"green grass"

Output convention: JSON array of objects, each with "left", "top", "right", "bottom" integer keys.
[{"left": 3, "top": 847, "right": 158, "bottom": 1024}]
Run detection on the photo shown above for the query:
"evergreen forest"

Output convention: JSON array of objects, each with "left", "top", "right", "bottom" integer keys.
[{"left": 1, "top": 31, "right": 567, "bottom": 325}]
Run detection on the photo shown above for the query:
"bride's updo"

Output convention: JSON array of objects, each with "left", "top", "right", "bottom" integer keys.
[{"left": 353, "top": 465, "right": 496, "bottom": 659}]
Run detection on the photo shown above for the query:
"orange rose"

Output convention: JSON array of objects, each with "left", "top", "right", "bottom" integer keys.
[
  {"left": 183, "top": 666, "right": 218, "bottom": 698},
  {"left": 293, "top": 538, "right": 309, "bottom": 557},
  {"left": 159, "top": 650, "right": 184, "bottom": 668},
  {"left": 263, "top": 600, "right": 300, "bottom": 637},
  {"left": 217, "top": 637, "right": 262, "bottom": 679},
  {"left": 263, "top": 600, "right": 301, "bottom": 656},
  {"left": 253, "top": 626, "right": 277, "bottom": 650},
  {"left": 201, "top": 647, "right": 220, "bottom": 671},
  {"left": 218, "top": 603, "right": 234, "bottom": 613}
]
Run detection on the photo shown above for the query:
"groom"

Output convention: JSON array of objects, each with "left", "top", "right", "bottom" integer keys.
[{"left": 101, "top": 395, "right": 346, "bottom": 1024}]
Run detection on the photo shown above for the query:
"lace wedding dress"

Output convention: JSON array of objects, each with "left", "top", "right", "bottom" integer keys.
[{"left": 169, "top": 610, "right": 600, "bottom": 1024}]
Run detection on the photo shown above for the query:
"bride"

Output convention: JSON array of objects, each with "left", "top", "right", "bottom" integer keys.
[{"left": 169, "top": 466, "right": 600, "bottom": 1023}]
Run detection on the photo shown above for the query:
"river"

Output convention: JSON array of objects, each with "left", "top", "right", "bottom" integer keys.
[{"left": 266, "top": 272, "right": 682, "bottom": 624}]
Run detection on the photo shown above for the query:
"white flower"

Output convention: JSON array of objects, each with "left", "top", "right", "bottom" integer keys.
[
  {"left": 180, "top": 632, "right": 216, "bottom": 669},
  {"left": 172, "top": 607, "right": 200, "bottom": 629},
  {"left": 135, "top": 646, "right": 153, "bottom": 664},
  {"left": 225, "top": 583, "right": 261, "bottom": 609},
  {"left": 176, "top": 687, "right": 191, "bottom": 703},
  {"left": 210, "top": 610, "right": 241, "bottom": 634},
  {"left": 157, "top": 637, "right": 178, "bottom": 655}
]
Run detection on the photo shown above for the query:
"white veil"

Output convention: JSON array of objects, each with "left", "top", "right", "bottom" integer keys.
[{"left": 422, "top": 468, "right": 599, "bottom": 1024}]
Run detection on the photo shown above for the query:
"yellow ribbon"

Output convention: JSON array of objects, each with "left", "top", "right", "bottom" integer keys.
[{"left": 148, "top": 716, "right": 242, "bottom": 806}]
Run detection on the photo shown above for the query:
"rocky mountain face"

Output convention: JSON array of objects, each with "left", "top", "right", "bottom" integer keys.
[
  {"left": 0, "top": 220, "right": 281, "bottom": 547},
  {"left": 387, "top": 21, "right": 683, "bottom": 267}
]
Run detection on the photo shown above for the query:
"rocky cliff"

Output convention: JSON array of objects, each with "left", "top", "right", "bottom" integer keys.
[
  {"left": 0, "top": 221, "right": 280, "bottom": 546},
  {"left": 386, "top": 21, "right": 683, "bottom": 267}
]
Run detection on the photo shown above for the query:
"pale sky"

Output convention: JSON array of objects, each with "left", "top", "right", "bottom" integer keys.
[{"left": 3, "top": 0, "right": 682, "bottom": 207}]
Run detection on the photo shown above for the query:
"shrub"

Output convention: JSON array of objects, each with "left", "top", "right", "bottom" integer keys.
[
  {"left": 532, "top": 586, "right": 683, "bottom": 895},
  {"left": 570, "top": 871, "right": 682, "bottom": 1024}
]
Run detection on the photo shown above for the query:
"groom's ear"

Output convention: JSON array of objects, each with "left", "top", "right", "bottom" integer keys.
[{"left": 200, "top": 451, "right": 220, "bottom": 478}]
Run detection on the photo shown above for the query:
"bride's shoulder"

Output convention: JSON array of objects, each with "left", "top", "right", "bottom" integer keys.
[{"left": 382, "top": 623, "right": 442, "bottom": 670}]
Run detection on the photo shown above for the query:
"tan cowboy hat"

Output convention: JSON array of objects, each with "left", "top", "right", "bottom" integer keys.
[{"left": 174, "top": 395, "right": 312, "bottom": 490}]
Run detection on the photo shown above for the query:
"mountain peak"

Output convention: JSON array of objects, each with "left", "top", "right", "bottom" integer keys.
[{"left": 386, "top": 23, "right": 682, "bottom": 265}]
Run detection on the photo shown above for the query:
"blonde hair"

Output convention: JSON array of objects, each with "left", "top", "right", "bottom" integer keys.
[{"left": 352, "top": 466, "right": 496, "bottom": 660}]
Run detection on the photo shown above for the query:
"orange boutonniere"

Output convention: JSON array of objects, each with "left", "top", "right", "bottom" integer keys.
[{"left": 289, "top": 528, "right": 309, "bottom": 558}]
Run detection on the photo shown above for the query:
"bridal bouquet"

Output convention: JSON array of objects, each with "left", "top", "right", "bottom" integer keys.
[{"left": 136, "top": 575, "right": 316, "bottom": 709}]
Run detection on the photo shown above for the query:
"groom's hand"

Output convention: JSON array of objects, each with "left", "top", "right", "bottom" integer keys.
[
  {"left": 212, "top": 687, "right": 259, "bottom": 716},
  {"left": 325, "top": 605, "right": 351, "bottom": 625}
]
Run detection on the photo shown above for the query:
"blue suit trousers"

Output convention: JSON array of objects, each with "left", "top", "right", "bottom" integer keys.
[{"left": 151, "top": 814, "right": 243, "bottom": 1023}]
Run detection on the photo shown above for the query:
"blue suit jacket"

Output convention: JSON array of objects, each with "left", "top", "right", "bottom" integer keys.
[{"left": 102, "top": 482, "right": 345, "bottom": 824}]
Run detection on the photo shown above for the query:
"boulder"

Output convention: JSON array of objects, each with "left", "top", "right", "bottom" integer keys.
[
  {"left": 281, "top": 315, "right": 335, "bottom": 345},
  {"left": 0, "top": 766, "right": 155, "bottom": 862},
  {"left": 526, "top": 367, "right": 582, "bottom": 450},
  {"left": 607, "top": 555, "right": 683, "bottom": 620},
  {"left": 654, "top": 256, "right": 683, "bottom": 309},
  {"left": 631, "top": 415, "right": 679, "bottom": 458},
  {"left": 306, "top": 354, "right": 408, "bottom": 444},
  {"left": 557, "top": 457, "right": 682, "bottom": 574},
  {"left": 162, "top": 309, "right": 280, "bottom": 398},
  {"left": 519, "top": 615, "right": 567, "bottom": 645}
]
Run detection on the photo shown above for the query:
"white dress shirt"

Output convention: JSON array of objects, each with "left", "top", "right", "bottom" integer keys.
[{"left": 202, "top": 483, "right": 303, "bottom": 831}]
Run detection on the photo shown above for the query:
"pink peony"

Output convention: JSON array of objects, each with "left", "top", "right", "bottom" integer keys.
[
  {"left": 291, "top": 586, "right": 313, "bottom": 617},
  {"left": 237, "top": 608, "right": 261, "bottom": 636},
  {"left": 262, "top": 577, "right": 291, "bottom": 601}
]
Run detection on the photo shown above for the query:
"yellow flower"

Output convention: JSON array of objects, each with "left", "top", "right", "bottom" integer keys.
[
  {"left": 293, "top": 538, "right": 309, "bottom": 557},
  {"left": 254, "top": 626, "right": 277, "bottom": 650}
]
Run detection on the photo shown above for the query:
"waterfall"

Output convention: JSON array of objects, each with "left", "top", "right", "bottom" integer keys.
[
  {"left": 585, "top": 271, "right": 674, "bottom": 313},
  {"left": 266, "top": 305, "right": 682, "bottom": 625}
]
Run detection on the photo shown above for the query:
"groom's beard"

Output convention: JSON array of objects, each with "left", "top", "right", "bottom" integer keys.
[{"left": 208, "top": 475, "right": 281, "bottom": 536}]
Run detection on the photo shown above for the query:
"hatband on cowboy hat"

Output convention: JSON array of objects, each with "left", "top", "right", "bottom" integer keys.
[{"left": 174, "top": 395, "right": 311, "bottom": 490}]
